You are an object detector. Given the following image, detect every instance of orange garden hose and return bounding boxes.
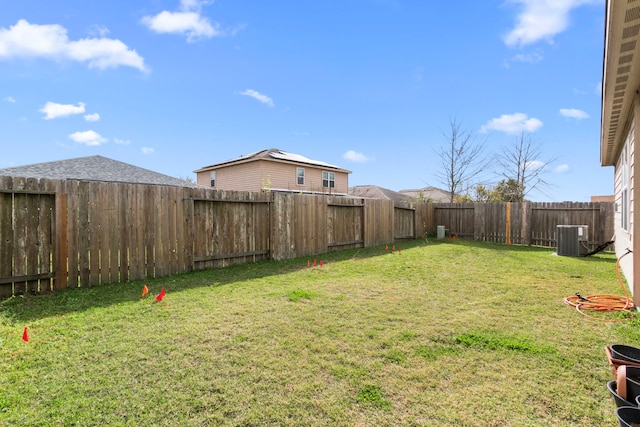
[563,250,635,322]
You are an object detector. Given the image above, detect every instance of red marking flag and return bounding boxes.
[156,287,166,302]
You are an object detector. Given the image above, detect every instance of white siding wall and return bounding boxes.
[196,160,349,193]
[616,122,635,294]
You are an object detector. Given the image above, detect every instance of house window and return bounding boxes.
[322,171,335,188]
[297,168,305,185]
[210,171,216,188]
[621,142,629,231]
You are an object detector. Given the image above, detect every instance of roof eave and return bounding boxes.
[600,0,640,166]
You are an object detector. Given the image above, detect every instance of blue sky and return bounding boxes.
[0,0,609,201]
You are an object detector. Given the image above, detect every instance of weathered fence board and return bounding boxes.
[0,185,12,298]
[0,178,56,296]
[394,206,415,240]
[328,197,364,251]
[434,203,475,238]
[193,191,271,268]
[0,176,615,298]
[364,198,393,247]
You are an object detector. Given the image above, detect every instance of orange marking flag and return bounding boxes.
[142,285,149,297]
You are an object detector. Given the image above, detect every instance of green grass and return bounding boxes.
[0,239,635,426]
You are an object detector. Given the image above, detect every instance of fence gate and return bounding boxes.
[192,198,271,269]
[0,190,56,298]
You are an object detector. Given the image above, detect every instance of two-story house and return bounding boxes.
[194,148,352,194]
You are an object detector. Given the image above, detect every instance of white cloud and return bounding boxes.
[0,20,147,72]
[3,96,15,103]
[69,130,107,146]
[343,150,374,163]
[239,89,275,107]
[511,51,543,64]
[84,113,100,122]
[526,160,546,170]
[141,147,155,154]
[114,138,130,145]
[555,164,570,173]
[40,101,85,120]
[88,25,110,38]
[480,113,543,134]
[504,0,599,47]
[180,0,211,11]
[559,108,589,119]
[141,0,221,42]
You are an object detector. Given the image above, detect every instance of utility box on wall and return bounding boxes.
[556,225,589,257]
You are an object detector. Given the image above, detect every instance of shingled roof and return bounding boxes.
[348,185,413,203]
[399,186,452,202]
[194,148,351,173]
[0,155,200,187]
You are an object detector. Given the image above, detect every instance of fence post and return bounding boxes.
[55,191,68,291]
[474,203,484,242]
[522,202,531,246]
[505,202,512,245]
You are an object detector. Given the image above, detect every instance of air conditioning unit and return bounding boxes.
[556,225,589,257]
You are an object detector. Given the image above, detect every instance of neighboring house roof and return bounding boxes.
[348,185,413,203]
[601,0,640,166]
[194,148,352,173]
[400,186,452,202]
[0,155,200,187]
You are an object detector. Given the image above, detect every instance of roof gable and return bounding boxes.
[0,155,200,187]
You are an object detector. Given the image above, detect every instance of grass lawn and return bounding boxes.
[1,239,637,426]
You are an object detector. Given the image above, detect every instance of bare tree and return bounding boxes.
[496,132,554,201]
[434,118,487,202]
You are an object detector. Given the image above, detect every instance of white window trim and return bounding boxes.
[322,171,335,188]
[621,138,630,231]
[297,167,305,186]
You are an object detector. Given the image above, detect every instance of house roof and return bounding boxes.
[600,0,640,166]
[400,186,452,202]
[0,155,201,187]
[194,148,352,173]
[348,185,413,203]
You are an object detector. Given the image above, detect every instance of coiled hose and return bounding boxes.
[563,249,635,322]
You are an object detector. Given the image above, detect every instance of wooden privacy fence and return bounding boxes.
[427,201,614,248]
[0,177,416,298]
[0,176,614,298]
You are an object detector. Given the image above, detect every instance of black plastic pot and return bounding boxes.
[629,375,640,403]
[608,380,636,408]
[616,406,640,427]
[627,366,640,384]
[611,345,640,364]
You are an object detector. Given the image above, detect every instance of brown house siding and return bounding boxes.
[196,160,349,194]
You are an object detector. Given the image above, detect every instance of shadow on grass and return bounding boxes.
[0,239,440,323]
[0,238,616,323]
